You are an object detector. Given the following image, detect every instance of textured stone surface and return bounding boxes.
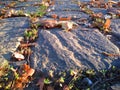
[111,19,120,39]
[0,17,29,61]
[0,0,119,72]
[30,0,120,72]
[31,28,120,72]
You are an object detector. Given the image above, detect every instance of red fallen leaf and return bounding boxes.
[12,52,25,60]
[37,77,45,90]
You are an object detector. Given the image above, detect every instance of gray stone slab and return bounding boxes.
[28,0,120,72]
[111,19,120,39]
[0,0,119,73]
[0,17,29,61]
[30,28,119,72]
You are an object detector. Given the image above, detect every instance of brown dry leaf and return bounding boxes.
[27,68,35,76]
[20,43,37,47]
[59,16,71,21]
[14,64,35,89]
[41,19,58,29]
[23,64,30,72]
[14,80,23,89]
[22,64,35,77]
[57,21,79,31]
[91,12,103,18]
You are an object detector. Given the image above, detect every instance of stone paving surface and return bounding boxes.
[0,0,120,72]
[0,17,29,65]
[30,0,120,72]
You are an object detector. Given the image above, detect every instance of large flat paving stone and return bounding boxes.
[0,17,29,61]
[31,28,120,72]
[111,19,120,39]
[29,0,120,72]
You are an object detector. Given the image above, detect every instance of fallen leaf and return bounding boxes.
[40,19,58,29]
[59,16,71,21]
[57,21,78,31]
[14,81,23,89]
[27,68,35,76]
[91,13,103,18]
[20,43,37,47]
[103,19,111,32]
[23,64,30,72]
[12,52,25,60]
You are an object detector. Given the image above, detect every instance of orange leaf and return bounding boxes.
[14,82,23,89]
[103,19,111,29]
[27,68,35,76]
[59,16,71,21]
[23,64,30,72]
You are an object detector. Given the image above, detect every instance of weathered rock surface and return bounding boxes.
[30,0,120,72]
[0,0,119,72]
[111,19,120,39]
[0,17,29,62]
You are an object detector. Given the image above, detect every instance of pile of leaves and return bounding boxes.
[0,64,35,90]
